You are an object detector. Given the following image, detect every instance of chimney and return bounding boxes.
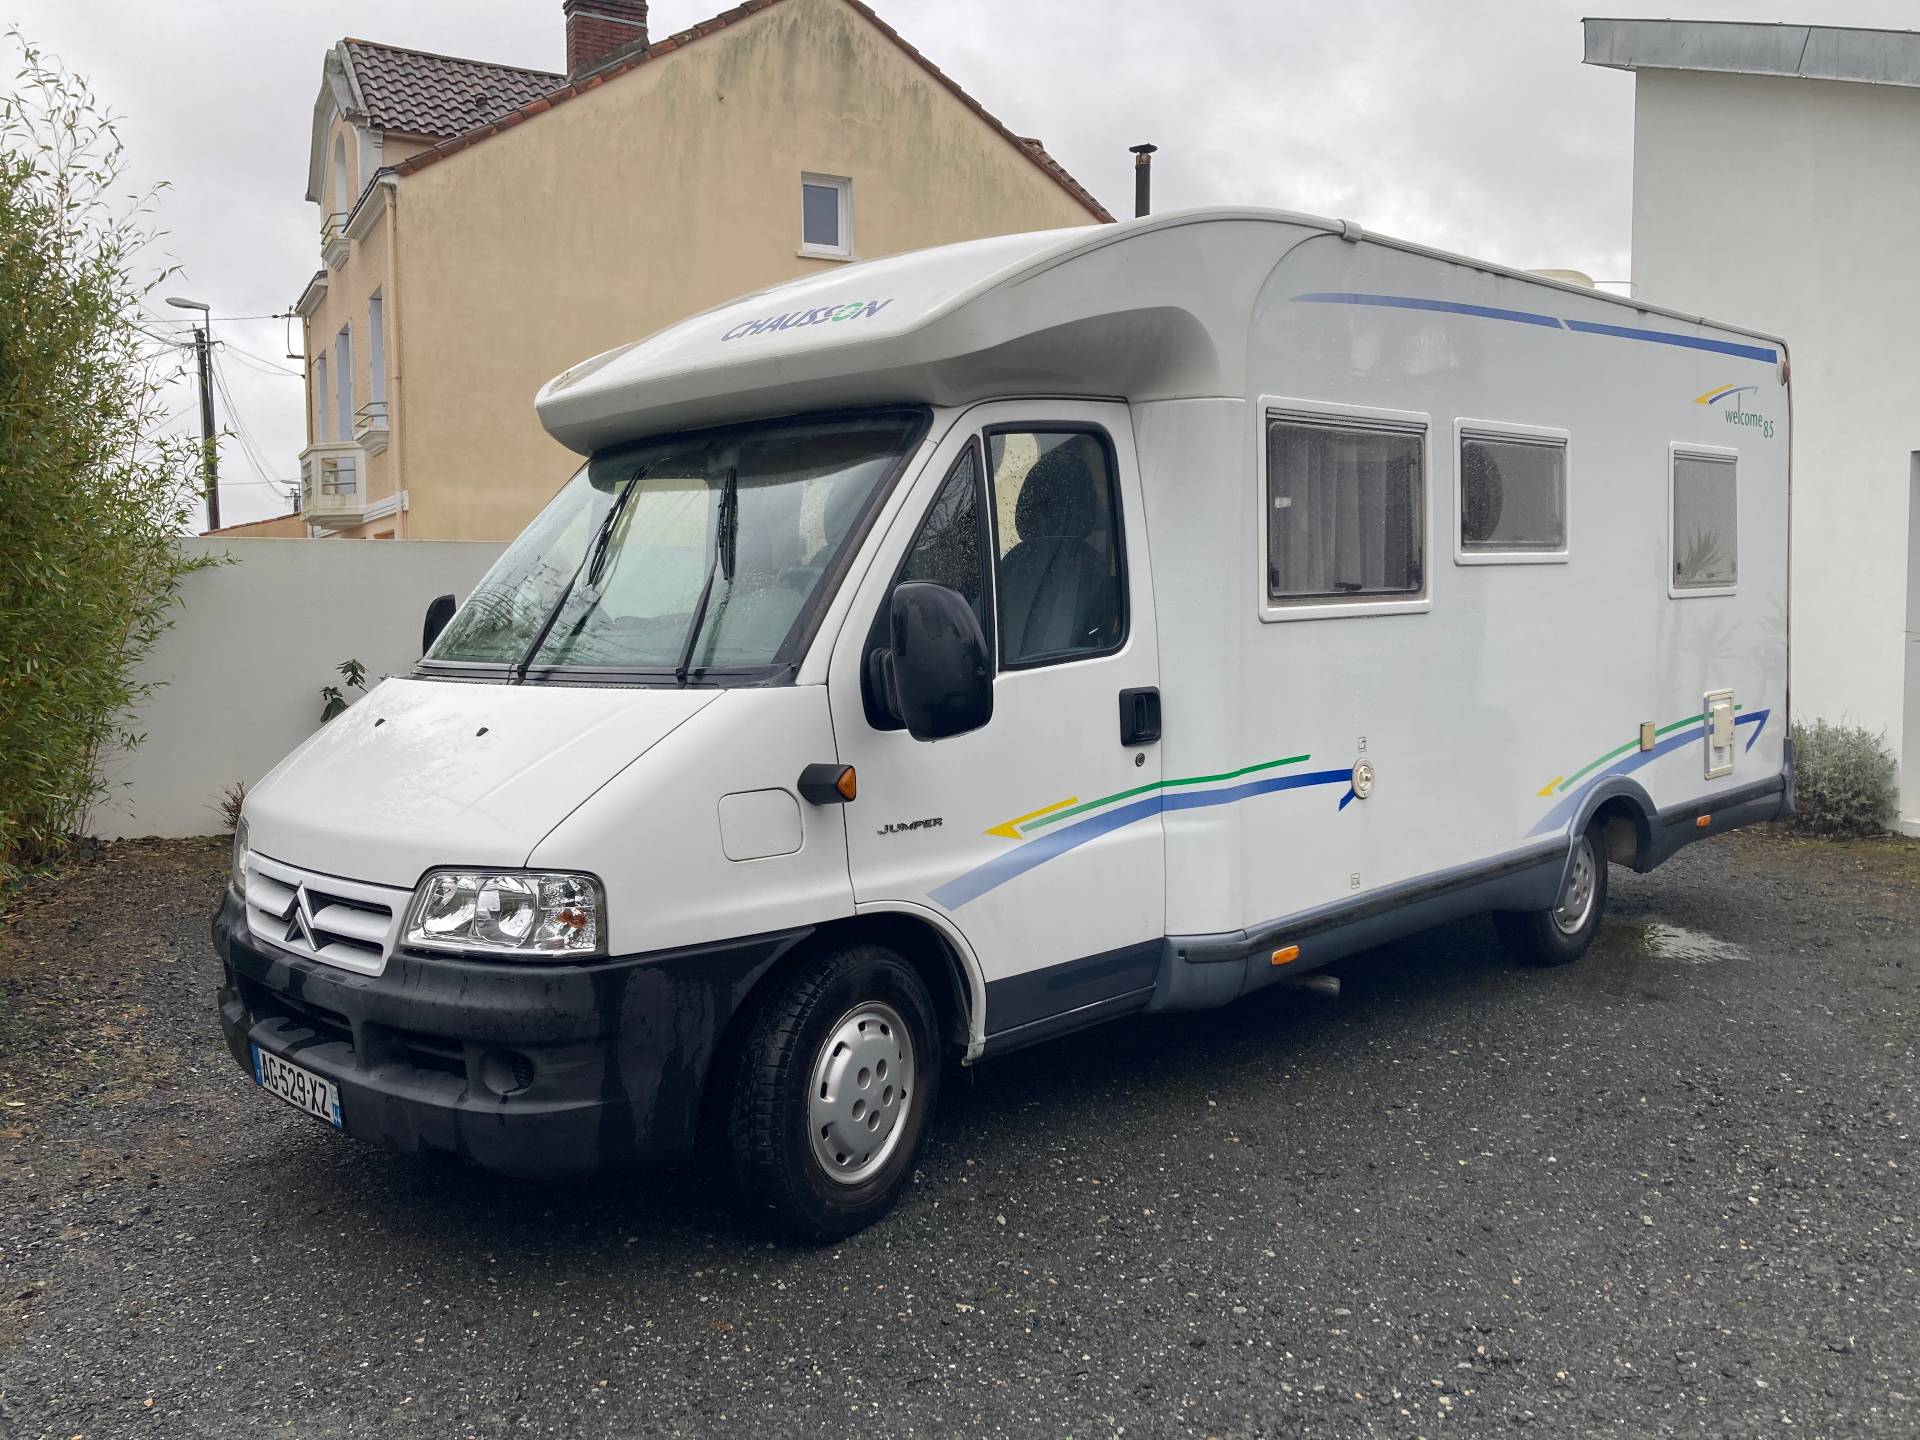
[564,0,649,78]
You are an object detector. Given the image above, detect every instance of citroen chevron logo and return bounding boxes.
[287,884,319,950]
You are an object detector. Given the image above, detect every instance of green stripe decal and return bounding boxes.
[1553,706,1742,794]
[1020,754,1312,834]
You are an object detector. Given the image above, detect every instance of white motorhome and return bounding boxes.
[217,209,1791,1237]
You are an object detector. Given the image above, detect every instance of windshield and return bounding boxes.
[427,411,923,679]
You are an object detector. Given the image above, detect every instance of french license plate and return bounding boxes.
[251,1044,342,1129]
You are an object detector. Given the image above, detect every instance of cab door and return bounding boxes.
[829,401,1164,1045]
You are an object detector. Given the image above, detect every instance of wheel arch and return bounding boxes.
[1567,777,1659,872]
[695,903,984,1149]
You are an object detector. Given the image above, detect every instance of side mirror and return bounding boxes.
[887,582,992,741]
[422,593,457,654]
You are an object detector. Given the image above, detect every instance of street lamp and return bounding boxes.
[166,296,220,531]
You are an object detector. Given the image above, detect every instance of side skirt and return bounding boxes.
[971,766,1791,1054]
[1645,770,1791,870]
[1150,839,1568,1013]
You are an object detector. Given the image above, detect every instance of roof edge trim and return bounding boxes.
[1584,17,1920,90]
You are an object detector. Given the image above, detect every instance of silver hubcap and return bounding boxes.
[807,1001,915,1185]
[1553,838,1599,935]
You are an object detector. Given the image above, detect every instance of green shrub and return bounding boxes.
[0,33,213,878]
[1789,720,1898,837]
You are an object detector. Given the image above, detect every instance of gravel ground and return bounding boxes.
[1,829,1915,1439]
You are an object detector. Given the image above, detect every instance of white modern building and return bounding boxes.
[1585,18,1920,834]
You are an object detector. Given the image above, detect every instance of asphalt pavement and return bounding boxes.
[1,829,1915,1438]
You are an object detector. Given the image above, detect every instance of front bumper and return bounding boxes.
[213,888,806,1177]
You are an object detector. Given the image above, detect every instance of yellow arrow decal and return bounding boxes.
[985,796,1079,839]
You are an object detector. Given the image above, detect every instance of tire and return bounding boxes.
[1494,820,1609,967]
[726,943,941,1241]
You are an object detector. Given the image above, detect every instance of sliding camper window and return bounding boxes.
[1457,425,1569,562]
[1265,412,1425,606]
[1670,448,1738,594]
[986,427,1127,668]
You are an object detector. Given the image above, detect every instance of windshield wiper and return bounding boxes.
[675,465,738,687]
[511,465,646,683]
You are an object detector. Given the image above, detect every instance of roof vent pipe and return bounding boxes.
[1129,143,1157,218]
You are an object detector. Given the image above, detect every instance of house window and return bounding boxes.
[312,353,329,441]
[987,428,1126,667]
[331,135,348,217]
[1265,413,1425,603]
[334,326,353,443]
[1458,427,1568,561]
[800,173,852,258]
[367,293,385,409]
[1671,449,1737,593]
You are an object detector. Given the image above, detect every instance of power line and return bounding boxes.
[210,352,298,505]
[211,364,279,483]
[143,309,295,324]
[218,342,303,379]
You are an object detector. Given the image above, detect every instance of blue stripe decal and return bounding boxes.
[929,767,1353,911]
[1294,292,1564,329]
[1561,319,1778,363]
[1292,292,1778,364]
[1529,709,1770,836]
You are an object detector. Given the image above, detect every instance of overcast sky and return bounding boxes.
[11,0,1917,527]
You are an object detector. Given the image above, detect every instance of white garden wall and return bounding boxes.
[90,538,504,839]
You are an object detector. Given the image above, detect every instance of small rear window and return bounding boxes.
[1671,452,1737,591]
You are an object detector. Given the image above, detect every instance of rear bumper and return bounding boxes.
[213,888,805,1178]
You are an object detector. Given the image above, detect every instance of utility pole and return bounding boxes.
[191,325,220,531]
[166,295,219,531]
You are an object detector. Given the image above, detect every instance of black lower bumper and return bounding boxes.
[213,889,806,1178]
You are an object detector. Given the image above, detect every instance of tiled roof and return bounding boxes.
[382,0,1113,223]
[342,38,562,140]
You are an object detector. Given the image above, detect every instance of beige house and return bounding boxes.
[294,0,1112,540]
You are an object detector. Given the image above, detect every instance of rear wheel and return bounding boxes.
[1495,820,1609,967]
[726,943,941,1240]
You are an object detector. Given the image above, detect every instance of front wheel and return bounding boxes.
[1494,820,1609,967]
[726,943,941,1240]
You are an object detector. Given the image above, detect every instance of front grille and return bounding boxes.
[243,853,410,975]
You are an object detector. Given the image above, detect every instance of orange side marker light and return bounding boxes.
[836,766,858,802]
[1271,945,1301,966]
[1696,814,1711,829]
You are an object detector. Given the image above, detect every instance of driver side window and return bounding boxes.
[987,429,1126,667]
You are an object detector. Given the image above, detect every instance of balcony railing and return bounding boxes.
[299,441,367,523]
[321,211,349,269]
[353,398,390,454]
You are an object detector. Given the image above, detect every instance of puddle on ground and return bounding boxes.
[1642,923,1747,965]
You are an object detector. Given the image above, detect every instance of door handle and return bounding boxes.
[1119,687,1161,746]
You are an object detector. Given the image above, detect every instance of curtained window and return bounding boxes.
[1267,416,1424,601]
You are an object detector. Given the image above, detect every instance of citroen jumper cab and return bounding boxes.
[215,209,1792,1238]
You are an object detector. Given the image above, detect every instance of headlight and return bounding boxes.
[231,815,249,894]
[402,870,605,958]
